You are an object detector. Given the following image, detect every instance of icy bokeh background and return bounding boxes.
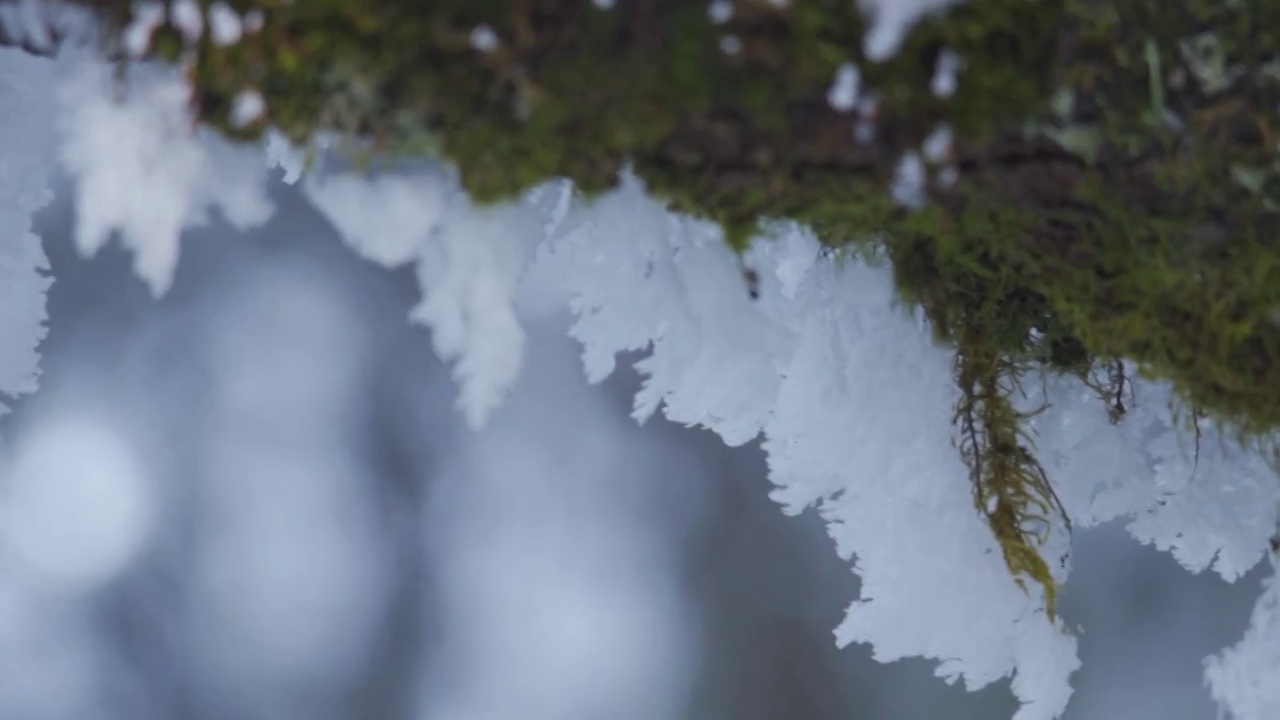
[0,175,1267,720]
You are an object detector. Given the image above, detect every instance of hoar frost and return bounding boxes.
[0,47,57,416]
[56,61,273,296]
[1205,556,1280,720]
[304,165,1279,719]
[7,18,1280,719]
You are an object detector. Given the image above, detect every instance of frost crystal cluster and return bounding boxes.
[0,47,56,417]
[0,15,1278,720]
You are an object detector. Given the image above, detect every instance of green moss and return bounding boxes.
[46,0,1280,613]
[953,334,1070,620]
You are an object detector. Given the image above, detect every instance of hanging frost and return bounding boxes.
[300,163,538,429]
[75,83,1270,720]
[524,174,1278,718]
[527,175,1079,719]
[1029,371,1280,580]
[56,61,273,296]
[1204,557,1280,720]
[131,140,1279,718]
[303,165,453,269]
[410,199,542,429]
[757,246,1078,718]
[0,48,58,416]
[529,177,783,445]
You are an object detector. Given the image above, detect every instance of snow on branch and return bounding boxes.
[526,175,1081,719]
[3,11,1279,720]
[42,65,1275,710]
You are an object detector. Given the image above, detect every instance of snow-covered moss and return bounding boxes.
[17,0,1280,615]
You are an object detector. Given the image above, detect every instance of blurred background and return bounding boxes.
[0,175,1267,720]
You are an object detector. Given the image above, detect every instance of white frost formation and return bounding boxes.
[56,61,274,296]
[299,167,1279,718]
[1205,557,1280,720]
[0,48,57,416]
[0,10,1276,718]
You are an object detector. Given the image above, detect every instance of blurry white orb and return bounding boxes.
[0,418,155,592]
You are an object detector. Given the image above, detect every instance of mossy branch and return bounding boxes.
[4,0,1279,618]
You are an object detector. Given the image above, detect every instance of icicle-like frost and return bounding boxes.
[57,49,1277,713]
[410,199,543,429]
[1204,557,1280,720]
[297,161,538,429]
[0,48,58,416]
[56,61,273,296]
[304,166,453,269]
[523,173,1276,719]
[529,176,1079,719]
[1030,372,1280,580]
[529,177,784,446]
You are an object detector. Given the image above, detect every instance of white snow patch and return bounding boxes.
[931,48,965,98]
[207,1,243,46]
[708,0,734,24]
[121,1,165,57]
[827,62,862,112]
[922,123,953,163]
[859,0,967,61]
[230,89,265,127]
[169,0,203,43]
[891,151,927,208]
[470,24,499,53]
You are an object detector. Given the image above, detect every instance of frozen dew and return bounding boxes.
[853,95,879,143]
[243,8,265,33]
[169,0,203,43]
[860,0,966,60]
[207,1,243,46]
[922,123,953,163]
[121,1,164,57]
[937,165,959,188]
[230,89,265,128]
[470,24,500,53]
[931,48,965,98]
[891,151,927,208]
[827,62,862,112]
[708,0,734,24]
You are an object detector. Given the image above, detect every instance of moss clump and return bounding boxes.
[19,0,1280,612]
